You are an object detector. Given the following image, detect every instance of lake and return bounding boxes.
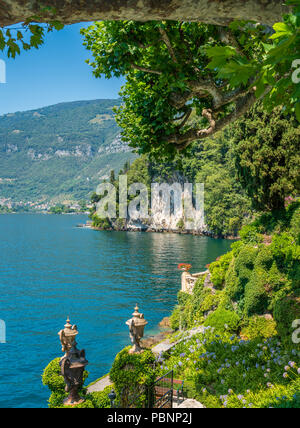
[0,214,233,408]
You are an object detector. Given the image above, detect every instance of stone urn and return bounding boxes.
[58,317,88,406]
[126,304,148,354]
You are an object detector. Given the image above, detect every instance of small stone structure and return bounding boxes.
[181,270,208,294]
[126,304,148,353]
[58,317,88,406]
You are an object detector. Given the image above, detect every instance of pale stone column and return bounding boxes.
[181,271,188,292]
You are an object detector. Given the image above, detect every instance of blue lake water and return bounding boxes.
[0,214,233,408]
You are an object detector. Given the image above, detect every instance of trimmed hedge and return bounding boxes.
[42,358,110,408]
[110,347,157,408]
[204,308,241,333]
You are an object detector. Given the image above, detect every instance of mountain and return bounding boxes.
[0,99,137,205]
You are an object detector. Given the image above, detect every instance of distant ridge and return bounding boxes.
[0,99,136,204]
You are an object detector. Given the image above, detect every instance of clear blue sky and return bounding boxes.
[0,23,124,115]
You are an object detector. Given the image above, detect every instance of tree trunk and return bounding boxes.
[0,1,289,27]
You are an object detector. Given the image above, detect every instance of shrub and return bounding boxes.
[170,306,181,331]
[255,246,274,271]
[204,308,241,333]
[290,206,300,244]
[200,292,221,314]
[270,232,297,268]
[42,358,65,394]
[209,252,233,289]
[231,240,243,257]
[234,245,258,288]
[88,386,111,408]
[240,225,263,244]
[42,357,89,408]
[110,347,157,408]
[176,218,185,231]
[241,316,278,340]
[225,260,242,301]
[244,269,269,316]
[92,214,111,229]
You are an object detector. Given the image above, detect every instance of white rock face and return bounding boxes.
[118,177,206,233]
[98,134,132,154]
[55,150,71,158]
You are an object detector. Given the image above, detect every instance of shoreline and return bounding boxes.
[89,225,238,240]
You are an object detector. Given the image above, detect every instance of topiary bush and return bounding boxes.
[109,347,157,408]
[234,245,258,288]
[225,259,242,302]
[204,308,241,333]
[209,252,234,289]
[42,357,93,408]
[255,246,274,271]
[244,269,269,316]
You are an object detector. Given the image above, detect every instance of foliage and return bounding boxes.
[156,328,300,408]
[109,347,157,408]
[42,358,89,408]
[90,132,252,237]
[1,12,64,58]
[241,316,278,341]
[81,4,300,155]
[0,99,136,203]
[91,214,111,230]
[172,201,300,350]
[209,252,233,289]
[204,308,241,333]
[244,269,269,316]
[239,224,263,245]
[0,206,13,214]
[274,291,300,346]
[42,358,66,394]
[42,358,111,408]
[230,104,300,211]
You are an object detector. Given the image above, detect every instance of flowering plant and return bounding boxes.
[156,329,300,408]
[178,263,192,271]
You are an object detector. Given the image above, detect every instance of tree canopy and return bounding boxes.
[230,104,300,211]
[81,2,300,155]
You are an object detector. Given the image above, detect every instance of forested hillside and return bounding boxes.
[0,99,136,204]
[90,104,299,237]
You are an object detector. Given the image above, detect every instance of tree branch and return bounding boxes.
[188,80,224,108]
[131,64,162,75]
[177,108,192,129]
[167,91,257,150]
[217,27,246,58]
[159,27,178,63]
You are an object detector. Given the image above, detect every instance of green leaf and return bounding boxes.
[270,22,293,39]
[206,46,237,58]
